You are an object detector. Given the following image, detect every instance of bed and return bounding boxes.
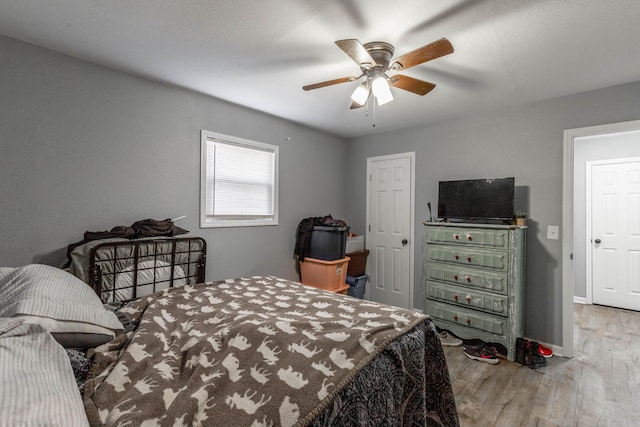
[0,238,459,426]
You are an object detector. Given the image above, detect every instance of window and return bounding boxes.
[200,130,278,228]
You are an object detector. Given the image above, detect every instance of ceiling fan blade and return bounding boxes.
[389,75,436,95]
[303,76,358,91]
[390,38,453,71]
[335,39,377,69]
[350,101,366,109]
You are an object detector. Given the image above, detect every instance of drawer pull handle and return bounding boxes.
[467,257,472,263]
[453,315,458,321]
[466,296,471,302]
[454,294,458,301]
[466,319,471,325]
[466,276,471,283]
[454,275,459,281]
[454,234,459,240]
[455,255,459,260]
[467,234,472,241]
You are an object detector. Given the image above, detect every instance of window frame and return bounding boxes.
[200,130,279,228]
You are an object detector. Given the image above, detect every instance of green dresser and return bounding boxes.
[423,222,526,361]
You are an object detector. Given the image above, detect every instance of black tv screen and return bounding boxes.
[438,177,515,221]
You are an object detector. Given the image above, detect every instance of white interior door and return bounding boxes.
[590,158,640,311]
[366,153,414,309]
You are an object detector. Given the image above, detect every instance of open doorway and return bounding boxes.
[562,119,640,358]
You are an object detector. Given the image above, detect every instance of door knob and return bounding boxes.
[401,239,408,246]
[594,239,601,244]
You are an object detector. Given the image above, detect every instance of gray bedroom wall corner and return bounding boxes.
[344,81,640,347]
[0,34,349,282]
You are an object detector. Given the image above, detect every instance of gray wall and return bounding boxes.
[0,35,348,281]
[4,33,640,348]
[573,131,640,299]
[345,82,640,346]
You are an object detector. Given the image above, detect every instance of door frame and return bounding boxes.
[365,152,416,308]
[585,156,640,305]
[562,119,640,359]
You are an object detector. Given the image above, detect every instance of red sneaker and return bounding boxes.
[463,344,499,364]
[538,343,553,358]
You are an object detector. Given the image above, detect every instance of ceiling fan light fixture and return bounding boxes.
[303,37,453,113]
[372,75,393,106]
[351,82,370,106]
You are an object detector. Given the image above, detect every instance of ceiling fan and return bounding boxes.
[303,38,453,109]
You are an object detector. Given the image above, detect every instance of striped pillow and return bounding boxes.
[0,264,123,347]
[0,318,90,426]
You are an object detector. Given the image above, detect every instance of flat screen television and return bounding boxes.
[437,177,515,222]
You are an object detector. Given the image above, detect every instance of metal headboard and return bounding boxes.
[88,237,206,303]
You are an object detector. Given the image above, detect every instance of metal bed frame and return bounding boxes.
[88,237,206,302]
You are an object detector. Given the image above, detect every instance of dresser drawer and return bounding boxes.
[426,226,509,249]
[426,281,508,316]
[426,263,508,294]
[426,245,508,272]
[425,300,506,336]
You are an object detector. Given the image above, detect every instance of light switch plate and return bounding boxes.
[547,225,559,240]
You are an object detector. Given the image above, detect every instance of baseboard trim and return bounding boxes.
[573,296,587,304]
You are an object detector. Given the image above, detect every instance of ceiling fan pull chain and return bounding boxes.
[364,92,370,121]
[372,97,376,127]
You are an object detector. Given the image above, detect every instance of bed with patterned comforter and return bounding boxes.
[84,276,458,426]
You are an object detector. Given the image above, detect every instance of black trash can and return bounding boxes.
[308,225,349,261]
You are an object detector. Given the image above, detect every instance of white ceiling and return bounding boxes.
[1,0,639,138]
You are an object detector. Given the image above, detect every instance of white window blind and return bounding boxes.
[201,131,278,228]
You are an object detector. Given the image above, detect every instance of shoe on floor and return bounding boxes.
[538,343,553,358]
[526,341,547,369]
[439,331,463,346]
[463,343,499,364]
[482,344,498,358]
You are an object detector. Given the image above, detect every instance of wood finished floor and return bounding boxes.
[443,304,640,427]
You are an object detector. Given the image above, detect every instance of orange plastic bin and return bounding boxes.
[300,256,350,291]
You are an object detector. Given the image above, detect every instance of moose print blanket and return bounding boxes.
[83,276,429,426]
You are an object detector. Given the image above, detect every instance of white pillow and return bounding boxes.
[0,264,123,347]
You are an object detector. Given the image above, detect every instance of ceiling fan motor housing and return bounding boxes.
[362,41,394,71]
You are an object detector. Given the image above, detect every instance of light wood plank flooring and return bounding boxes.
[443,304,640,426]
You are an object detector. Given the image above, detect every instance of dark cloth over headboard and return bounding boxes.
[64,218,188,268]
